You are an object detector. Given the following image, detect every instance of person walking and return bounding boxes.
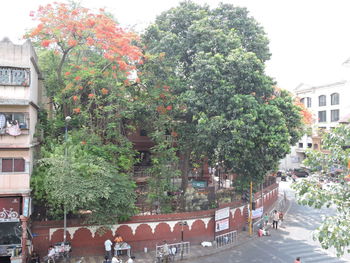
[104,239,113,261]
[263,213,269,227]
[294,257,301,263]
[279,211,284,222]
[161,240,170,263]
[272,210,279,229]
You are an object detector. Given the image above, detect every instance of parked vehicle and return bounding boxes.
[292,168,309,178]
[281,173,287,181]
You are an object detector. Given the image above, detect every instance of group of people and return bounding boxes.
[264,210,283,230]
[258,210,284,237]
[104,235,134,263]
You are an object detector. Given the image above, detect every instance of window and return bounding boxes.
[319,95,326,106]
[0,112,29,129]
[298,143,303,148]
[331,109,339,122]
[331,93,339,105]
[0,67,30,86]
[1,158,25,172]
[307,143,312,148]
[306,97,312,108]
[140,129,147,136]
[318,111,326,122]
[300,98,305,105]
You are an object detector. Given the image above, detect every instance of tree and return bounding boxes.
[27,2,142,223]
[141,1,303,209]
[292,124,350,256]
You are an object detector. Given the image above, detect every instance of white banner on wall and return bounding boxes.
[251,207,264,219]
[215,218,229,232]
[215,207,230,221]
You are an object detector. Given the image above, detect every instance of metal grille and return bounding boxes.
[0,67,30,86]
[215,230,237,248]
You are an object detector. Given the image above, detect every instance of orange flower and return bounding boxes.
[41,40,51,47]
[101,88,109,95]
[82,57,88,61]
[74,76,81,81]
[87,37,94,46]
[112,65,117,70]
[77,85,83,90]
[65,71,71,76]
[163,86,170,92]
[88,93,95,98]
[73,108,81,114]
[72,95,78,101]
[166,105,172,110]
[171,131,178,137]
[68,39,77,47]
[159,94,166,99]
[81,141,86,145]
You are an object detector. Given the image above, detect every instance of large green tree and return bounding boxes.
[293,124,350,256]
[141,1,303,209]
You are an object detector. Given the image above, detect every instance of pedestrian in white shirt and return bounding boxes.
[104,239,113,260]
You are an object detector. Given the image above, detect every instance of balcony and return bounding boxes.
[133,166,152,183]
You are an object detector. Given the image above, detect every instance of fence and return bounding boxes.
[215,230,238,248]
[155,241,190,262]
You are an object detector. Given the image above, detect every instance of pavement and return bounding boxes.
[68,195,289,263]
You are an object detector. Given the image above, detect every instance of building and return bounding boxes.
[0,38,44,263]
[280,81,350,170]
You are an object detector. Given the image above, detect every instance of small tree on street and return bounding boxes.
[293,124,350,256]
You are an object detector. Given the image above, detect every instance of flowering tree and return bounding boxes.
[27,2,143,223]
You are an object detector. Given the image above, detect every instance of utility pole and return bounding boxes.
[249,180,253,236]
[63,116,71,245]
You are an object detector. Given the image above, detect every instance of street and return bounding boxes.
[188,179,350,263]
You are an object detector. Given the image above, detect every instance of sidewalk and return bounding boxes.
[70,196,289,263]
[69,231,253,263]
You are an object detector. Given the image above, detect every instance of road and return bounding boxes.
[188,179,350,263]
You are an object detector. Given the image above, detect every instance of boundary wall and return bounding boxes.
[31,183,278,256]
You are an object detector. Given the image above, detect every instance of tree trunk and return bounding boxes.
[179,149,191,211]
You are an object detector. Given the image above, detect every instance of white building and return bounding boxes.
[280,80,350,170]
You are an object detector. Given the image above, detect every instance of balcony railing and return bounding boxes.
[133,166,152,177]
[0,67,30,86]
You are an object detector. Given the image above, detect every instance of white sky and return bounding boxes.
[2,0,350,91]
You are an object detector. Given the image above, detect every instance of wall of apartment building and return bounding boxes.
[280,81,350,170]
[0,149,32,192]
[0,38,42,263]
[296,81,350,130]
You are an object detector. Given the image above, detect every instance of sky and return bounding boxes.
[1,0,350,91]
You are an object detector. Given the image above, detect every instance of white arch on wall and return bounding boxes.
[49,217,214,240]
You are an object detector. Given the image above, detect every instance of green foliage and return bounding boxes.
[292,125,350,256]
[142,1,303,200]
[32,130,136,224]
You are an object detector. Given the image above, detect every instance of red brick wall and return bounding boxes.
[31,184,278,257]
